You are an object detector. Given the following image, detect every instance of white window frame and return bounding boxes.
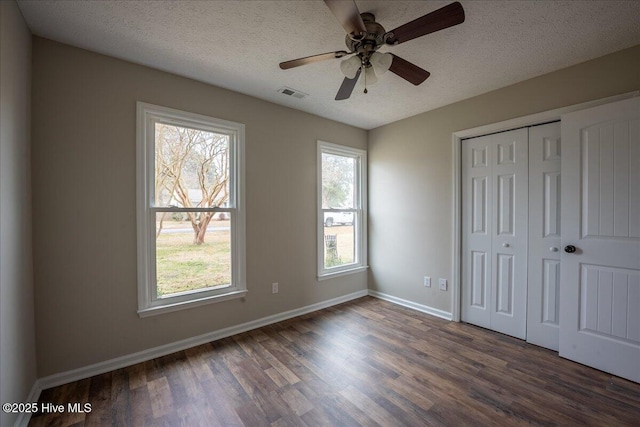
[317,141,368,279]
[136,102,246,317]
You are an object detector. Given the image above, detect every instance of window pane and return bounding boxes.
[154,123,230,208]
[155,211,231,297]
[321,152,356,209]
[317,141,366,277]
[323,218,355,269]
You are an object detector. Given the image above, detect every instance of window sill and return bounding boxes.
[138,289,247,318]
[318,265,369,281]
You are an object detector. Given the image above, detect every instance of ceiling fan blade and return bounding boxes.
[324,0,367,38]
[335,68,361,100]
[389,55,430,85]
[280,51,349,70]
[386,1,465,45]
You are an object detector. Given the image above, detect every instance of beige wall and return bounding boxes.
[0,1,36,424]
[368,45,640,314]
[31,37,367,377]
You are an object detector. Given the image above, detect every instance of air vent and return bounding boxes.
[277,86,308,99]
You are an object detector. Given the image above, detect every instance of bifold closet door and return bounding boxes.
[527,122,562,351]
[461,128,528,339]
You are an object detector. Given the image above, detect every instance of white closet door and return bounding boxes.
[462,128,529,339]
[462,134,493,330]
[559,97,640,383]
[527,122,562,351]
[491,129,529,338]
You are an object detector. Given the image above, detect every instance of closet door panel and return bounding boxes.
[490,128,528,339]
[527,122,562,351]
[462,128,528,339]
[462,137,493,328]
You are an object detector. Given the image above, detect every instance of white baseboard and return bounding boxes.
[367,290,453,321]
[13,380,42,427]
[37,289,368,391]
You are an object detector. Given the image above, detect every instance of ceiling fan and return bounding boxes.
[279,0,465,100]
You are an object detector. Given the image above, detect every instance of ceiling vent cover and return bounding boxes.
[277,86,308,99]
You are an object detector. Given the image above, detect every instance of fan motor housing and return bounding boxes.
[345,13,386,55]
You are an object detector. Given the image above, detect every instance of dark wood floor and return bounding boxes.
[30,296,640,426]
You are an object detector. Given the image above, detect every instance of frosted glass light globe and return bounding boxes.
[340,55,362,79]
[370,52,393,74]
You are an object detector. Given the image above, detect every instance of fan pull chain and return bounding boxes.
[364,67,368,94]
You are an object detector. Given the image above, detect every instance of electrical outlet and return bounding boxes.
[272,282,279,294]
[423,276,431,287]
[439,278,447,291]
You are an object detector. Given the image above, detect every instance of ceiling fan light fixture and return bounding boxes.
[340,55,362,79]
[280,1,465,100]
[370,52,393,75]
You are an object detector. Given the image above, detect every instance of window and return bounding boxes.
[318,141,367,278]
[136,102,246,316]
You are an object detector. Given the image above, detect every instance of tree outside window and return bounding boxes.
[137,103,246,316]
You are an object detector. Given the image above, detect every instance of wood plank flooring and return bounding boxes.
[30,297,640,426]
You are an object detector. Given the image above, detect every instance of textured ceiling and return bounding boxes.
[16,0,640,130]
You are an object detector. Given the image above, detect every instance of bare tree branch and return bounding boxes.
[155,124,230,244]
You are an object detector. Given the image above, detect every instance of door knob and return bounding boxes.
[502,243,510,248]
[550,247,558,252]
[564,245,577,253]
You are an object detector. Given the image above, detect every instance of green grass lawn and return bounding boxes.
[156,229,231,296]
[155,222,355,295]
